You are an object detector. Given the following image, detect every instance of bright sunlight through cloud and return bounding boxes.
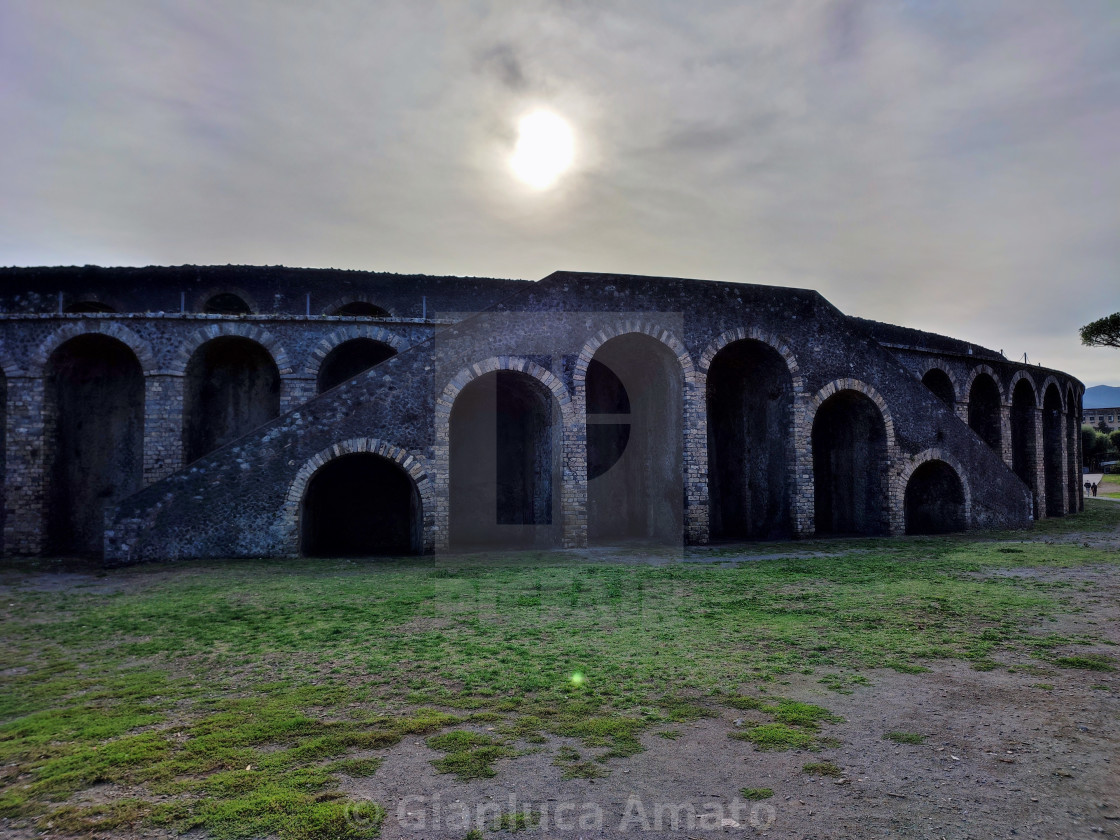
[510,110,574,190]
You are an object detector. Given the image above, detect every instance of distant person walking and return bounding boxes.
[1092,483,1098,497]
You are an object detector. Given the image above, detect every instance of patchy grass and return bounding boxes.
[740,787,774,800]
[1,503,1118,835]
[884,731,926,745]
[802,761,843,777]
[1053,654,1114,671]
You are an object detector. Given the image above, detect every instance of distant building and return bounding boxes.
[1083,408,1120,432]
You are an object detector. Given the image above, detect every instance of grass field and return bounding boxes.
[2,501,1118,839]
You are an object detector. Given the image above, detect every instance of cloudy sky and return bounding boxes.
[3,1,1118,385]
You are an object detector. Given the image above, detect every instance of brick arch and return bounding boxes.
[433,356,575,552]
[172,323,294,376]
[1008,369,1040,409]
[573,321,705,543]
[897,449,973,528]
[697,326,803,390]
[30,322,157,376]
[0,342,23,378]
[282,437,435,555]
[63,291,123,313]
[1040,375,1066,413]
[193,286,260,315]
[915,360,961,404]
[305,326,410,378]
[320,293,396,318]
[964,364,1007,404]
[435,356,574,436]
[807,378,897,449]
[574,321,697,385]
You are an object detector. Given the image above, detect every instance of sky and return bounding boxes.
[2,1,1119,386]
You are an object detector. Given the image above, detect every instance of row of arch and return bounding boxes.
[920,364,1080,517]
[295,331,970,556]
[61,293,392,318]
[20,329,402,554]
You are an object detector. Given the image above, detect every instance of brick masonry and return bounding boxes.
[0,266,1086,561]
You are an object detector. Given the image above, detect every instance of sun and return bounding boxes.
[510,110,574,190]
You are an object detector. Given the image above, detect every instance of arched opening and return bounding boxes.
[1043,384,1064,517]
[449,370,559,550]
[586,334,683,544]
[316,339,397,393]
[1010,378,1038,517]
[183,337,280,462]
[812,390,888,536]
[64,301,116,314]
[968,373,1002,453]
[333,302,390,317]
[0,370,6,553]
[45,335,144,555]
[921,368,955,408]
[706,339,792,540]
[904,460,966,534]
[203,293,252,315]
[301,453,421,556]
[1066,385,1079,514]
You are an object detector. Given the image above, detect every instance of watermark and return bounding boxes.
[380,793,777,833]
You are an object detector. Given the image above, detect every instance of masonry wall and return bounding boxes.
[91,271,1077,563]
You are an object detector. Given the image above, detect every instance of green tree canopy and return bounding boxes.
[1080,312,1120,348]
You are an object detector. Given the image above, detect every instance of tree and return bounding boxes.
[1080,312,1120,348]
[1111,429,1120,452]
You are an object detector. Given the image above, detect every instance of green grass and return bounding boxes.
[803,760,843,777]
[884,731,926,744]
[2,503,1118,836]
[740,787,774,800]
[1053,654,1114,671]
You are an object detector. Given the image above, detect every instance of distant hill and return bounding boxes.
[1084,384,1120,408]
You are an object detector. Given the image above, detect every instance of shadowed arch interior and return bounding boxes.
[904,460,966,534]
[450,370,559,549]
[183,336,280,462]
[1010,378,1038,517]
[812,390,888,536]
[300,453,421,556]
[317,339,397,393]
[1043,384,1064,517]
[587,334,683,544]
[1065,386,1079,514]
[45,334,144,555]
[968,373,1002,453]
[333,302,389,317]
[921,368,955,408]
[64,301,116,314]
[203,293,251,315]
[706,339,792,540]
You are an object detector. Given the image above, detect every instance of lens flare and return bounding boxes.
[570,671,585,686]
[511,110,574,190]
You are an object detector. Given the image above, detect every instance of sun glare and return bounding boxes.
[511,110,574,190]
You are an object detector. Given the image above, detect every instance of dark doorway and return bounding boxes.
[587,334,683,544]
[1066,386,1079,514]
[968,373,1002,453]
[904,460,966,534]
[64,301,116,314]
[1043,384,1064,517]
[203,293,252,315]
[812,390,888,536]
[921,368,955,408]
[46,335,144,555]
[183,337,280,462]
[333,302,389,317]
[317,339,397,393]
[449,370,558,549]
[706,340,792,540]
[301,454,421,556]
[1010,378,1037,517]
